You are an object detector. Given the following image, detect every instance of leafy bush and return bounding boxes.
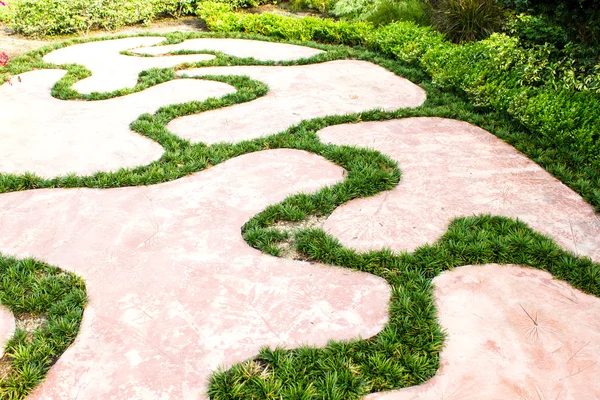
[503,12,567,47]
[198,1,373,45]
[369,20,445,63]
[290,0,334,13]
[499,0,600,45]
[422,33,600,166]
[331,0,376,20]
[0,0,16,23]
[10,0,200,37]
[367,0,431,26]
[331,0,430,26]
[431,0,505,43]
[210,0,272,10]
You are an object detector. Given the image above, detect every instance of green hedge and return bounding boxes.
[198,2,372,45]
[368,20,445,63]
[9,0,199,37]
[197,2,600,171]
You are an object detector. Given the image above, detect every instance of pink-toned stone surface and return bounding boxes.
[43,37,216,94]
[367,264,600,400]
[169,61,426,144]
[132,38,324,61]
[0,306,15,358]
[0,149,390,399]
[0,69,235,178]
[320,118,600,261]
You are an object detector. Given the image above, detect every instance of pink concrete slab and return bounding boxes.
[367,264,600,400]
[0,149,390,399]
[0,306,15,358]
[43,37,215,94]
[0,69,235,178]
[132,38,324,61]
[319,118,600,261]
[169,60,426,144]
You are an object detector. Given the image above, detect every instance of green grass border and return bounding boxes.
[0,31,598,399]
[0,256,86,398]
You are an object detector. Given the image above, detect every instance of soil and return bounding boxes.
[272,215,327,261]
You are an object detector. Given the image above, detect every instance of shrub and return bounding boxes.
[369,21,445,63]
[366,0,431,27]
[431,0,505,43]
[503,12,567,47]
[332,0,431,26]
[10,0,200,37]
[422,33,600,166]
[499,0,600,45]
[0,0,16,23]
[331,0,376,20]
[198,1,373,45]
[290,0,334,14]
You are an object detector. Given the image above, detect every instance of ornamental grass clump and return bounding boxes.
[432,0,505,43]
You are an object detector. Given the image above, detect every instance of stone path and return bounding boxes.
[131,37,325,61]
[367,265,600,399]
[319,118,600,262]
[0,150,389,399]
[1,69,234,177]
[43,37,324,94]
[170,62,425,144]
[1,36,599,399]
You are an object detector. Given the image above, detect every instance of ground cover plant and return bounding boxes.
[1,26,600,398]
[0,256,86,398]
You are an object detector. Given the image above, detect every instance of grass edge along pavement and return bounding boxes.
[0,256,86,399]
[0,31,599,398]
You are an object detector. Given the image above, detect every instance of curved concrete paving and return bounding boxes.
[0,69,235,178]
[319,118,600,262]
[0,149,390,399]
[169,60,426,144]
[43,37,216,94]
[132,37,324,61]
[0,306,15,358]
[368,264,600,399]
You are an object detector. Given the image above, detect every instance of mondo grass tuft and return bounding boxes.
[0,256,86,399]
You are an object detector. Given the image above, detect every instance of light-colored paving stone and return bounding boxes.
[367,264,600,399]
[0,69,235,178]
[169,61,426,144]
[319,118,600,261]
[0,149,390,399]
[0,306,15,358]
[43,37,216,94]
[132,37,324,61]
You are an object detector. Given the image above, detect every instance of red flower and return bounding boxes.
[0,2,5,6]
[0,51,8,66]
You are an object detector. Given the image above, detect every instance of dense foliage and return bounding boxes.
[199,2,372,45]
[500,0,600,45]
[8,0,198,36]
[332,0,431,26]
